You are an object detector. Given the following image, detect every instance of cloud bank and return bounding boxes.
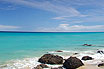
[0,25,20,30]
[36,24,104,32]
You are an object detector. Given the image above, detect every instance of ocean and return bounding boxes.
[0,32,104,68]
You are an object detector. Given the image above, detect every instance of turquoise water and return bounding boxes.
[0,32,104,64]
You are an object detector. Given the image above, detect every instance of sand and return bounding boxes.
[78,64,104,69]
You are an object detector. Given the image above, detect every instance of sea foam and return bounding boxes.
[1,50,104,69]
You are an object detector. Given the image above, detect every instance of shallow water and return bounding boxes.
[0,32,104,65]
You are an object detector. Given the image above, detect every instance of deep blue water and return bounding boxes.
[0,32,104,64]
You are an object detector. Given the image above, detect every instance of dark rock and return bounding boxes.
[87,44,92,46]
[98,63,104,67]
[83,44,88,46]
[82,56,93,60]
[97,50,104,54]
[34,65,42,69]
[73,53,79,55]
[83,44,92,46]
[56,50,63,52]
[51,68,58,69]
[63,57,84,69]
[33,64,49,69]
[39,64,49,68]
[38,54,63,64]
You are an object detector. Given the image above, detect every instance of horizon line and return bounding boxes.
[0,31,104,33]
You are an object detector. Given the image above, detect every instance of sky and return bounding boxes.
[0,0,104,32]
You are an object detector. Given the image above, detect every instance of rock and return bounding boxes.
[56,50,63,52]
[82,56,93,60]
[98,63,104,67]
[33,64,49,69]
[34,65,42,69]
[38,54,63,64]
[83,44,88,46]
[73,53,79,55]
[83,44,92,46]
[63,57,84,69]
[39,64,49,68]
[97,50,104,54]
[87,44,92,46]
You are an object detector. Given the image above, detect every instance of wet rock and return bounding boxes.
[63,57,84,69]
[38,54,63,64]
[39,64,49,68]
[83,44,92,46]
[34,64,49,69]
[97,50,104,54]
[98,63,104,67]
[34,65,42,69]
[82,56,93,60]
[56,50,63,52]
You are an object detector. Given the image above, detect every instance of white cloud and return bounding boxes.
[63,21,84,23]
[1,0,82,17]
[36,24,104,32]
[0,25,20,30]
[52,14,89,20]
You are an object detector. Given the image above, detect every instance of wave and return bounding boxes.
[1,49,104,69]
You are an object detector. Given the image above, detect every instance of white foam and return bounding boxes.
[48,50,71,53]
[1,57,40,69]
[1,50,104,69]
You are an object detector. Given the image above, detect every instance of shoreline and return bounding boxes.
[0,50,104,69]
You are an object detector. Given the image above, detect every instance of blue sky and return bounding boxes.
[0,0,104,32]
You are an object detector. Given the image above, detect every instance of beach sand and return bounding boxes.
[78,64,104,69]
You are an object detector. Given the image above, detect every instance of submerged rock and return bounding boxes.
[38,54,63,64]
[83,44,92,46]
[63,57,84,69]
[56,50,63,52]
[82,56,93,60]
[98,63,104,67]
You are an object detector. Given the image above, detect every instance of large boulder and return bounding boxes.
[38,54,63,64]
[82,56,93,60]
[63,57,84,69]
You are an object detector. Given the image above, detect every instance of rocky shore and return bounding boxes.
[33,50,104,69]
[1,50,104,69]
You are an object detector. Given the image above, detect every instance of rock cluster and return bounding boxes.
[97,50,104,54]
[36,53,96,69]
